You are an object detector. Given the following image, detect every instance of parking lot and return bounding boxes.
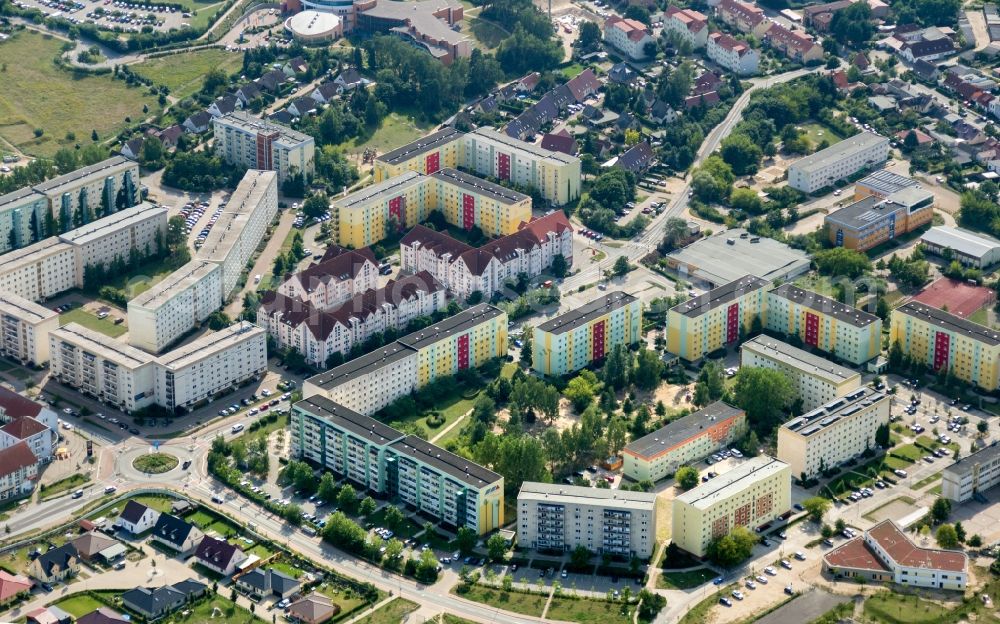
[12,0,197,33]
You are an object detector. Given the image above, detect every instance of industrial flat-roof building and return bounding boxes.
[664,229,810,288]
[741,336,862,411]
[920,226,1000,268]
[532,292,641,376]
[777,387,889,479]
[666,275,770,361]
[825,187,935,251]
[517,482,657,558]
[942,443,1000,502]
[787,132,890,193]
[623,402,747,482]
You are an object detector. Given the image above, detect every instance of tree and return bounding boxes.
[720,133,763,176]
[978,420,989,436]
[632,348,664,391]
[829,2,874,46]
[813,247,871,278]
[577,20,601,51]
[337,483,358,514]
[415,548,440,583]
[141,136,164,168]
[969,534,983,547]
[317,472,337,503]
[383,505,405,531]
[202,68,228,95]
[693,362,725,406]
[612,256,630,277]
[302,193,329,220]
[456,526,478,556]
[570,545,591,569]
[821,524,834,539]
[936,523,959,548]
[732,367,796,431]
[706,526,756,567]
[624,4,650,23]
[931,497,952,522]
[359,496,377,517]
[675,466,699,490]
[955,521,966,543]
[487,533,508,562]
[801,496,831,523]
[729,187,764,214]
[551,253,568,278]
[565,374,597,412]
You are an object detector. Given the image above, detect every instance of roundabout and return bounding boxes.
[132,452,179,474]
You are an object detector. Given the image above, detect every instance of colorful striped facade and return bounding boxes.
[891,302,1000,391]
[373,127,465,182]
[532,292,641,377]
[666,275,769,361]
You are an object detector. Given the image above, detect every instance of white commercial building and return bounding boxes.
[196,170,279,300]
[153,322,266,410]
[57,202,168,284]
[920,226,1000,269]
[516,482,657,559]
[707,31,760,75]
[787,132,890,193]
[0,293,60,366]
[603,15,655,60]
[942,443,1000,502]
[777,387,890,480]
[740,335,862,411]
[128,260,224,354]
[212,112,315,182]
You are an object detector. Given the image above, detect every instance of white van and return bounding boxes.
[231,423,245,433]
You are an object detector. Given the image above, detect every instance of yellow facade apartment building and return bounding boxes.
[666,275,769,361]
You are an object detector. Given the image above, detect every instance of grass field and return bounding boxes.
[863,591,951,624]
[133,452,179,474]
[338,113,435,155]
[355,598,419,624]
[913,472,943,490]
[658,568,716,590]
[442,615,479,624]
[468,15,510,49]
[187,509,240,538]
[0,31,159,157]
[546,597,635,624]
[455,586,547,617]
[800,122,843,152]
[54,594,105,618]
[315,583,372,622]
[175,593,263,623]
[39,473,90,500]
[59,308,127,338]
[133,48,244,100]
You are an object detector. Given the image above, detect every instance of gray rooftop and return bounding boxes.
[675,456,788,510]
[920,226,1000,261]
[666,229,810,286]
[897,301,1000,346]
[944,442,1000,477]
[390,434,503,488]
[432,168,529,205]
[468,127,579,165]
[155,322,263,370]
[782,387,887,437]
[360,0,467,47]
[295,394,404,446]
[769,283,880,328]
[52,322,156,369]
[742,335,861,384]
[33,156,135,196]
[670,274,769,318]
[536,292,637,334]
[518,481,656,510]
[825,187,934,230]
[129,260,220,310]
[57,203,166,247]
[377,127,464,165]
[213,111,313,145]
[789,132,889,175]
[0,239,75,274]
[397,303,505,350]
[856,170,921,196]
[624,402,745,460]
[0,292,58,324]
[0,186,45,210]
[332,171,424,210]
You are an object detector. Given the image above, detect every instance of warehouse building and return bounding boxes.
[623,402,747,483]
[942,443,1000,502]
[777,387,889,479]
[920,226,1000,268]
[671,456,791,558]
[517,482,657,558]
[741,336,862,411]
[787,132,890,193]
[532,292,641,376]
[666,275,769,361]
[664,229,810,288]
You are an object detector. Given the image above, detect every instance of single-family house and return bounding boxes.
[0,570,32,605]
[194,536,247,577]
[122,579,206,621]
[69,532,124,564]
[287,97,317,118]
[235,83,262,106]
[183,111,212,134]
[311,82,340,105]
[540,130,579,156]
[649,100,677,123]
[256,69,288,93]
[76,608,128,624]
[121,137,144,161]
[152,125,184,150]
[333,68,364,93]
[116,500,161,535]
[26,606,72,624]
[283,57,309,77]
[616,141,656,173]
[29,544,79,584]
[287,594,340,624]
[149,513,203,556]
[236,567,302,599]
[608,62,638,85]
[208,95,240,118]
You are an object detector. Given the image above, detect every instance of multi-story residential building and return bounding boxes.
[765,284,882,364]
[0,441,39,501]
[707,31,759,75]
[778,387,889,479]
[623,402,747,482]
[276,245,378,310]
[127,261,223,353]
[153,322,266,410]
[0,386,57,463]
[0,188,48,254]
[741,336,862,411]
[532,292,641,376]
[374,127,465,182]
[516,482,656,558]
[0,239,78,302]
[663,7,709,48]
[32,157,139,233]
[259,271,446,367]
[212,112,315,182]
[333,167,532,249]
[671,456,791,557]
[942,443,1000,501]
[788,132,890,193]
[196,170,279,299]
[891,301,1000,390]
[604,15,655,59]
[823,520,967,590]
[665,275,769,361]
[761,23,824,63]
[49,323,158,412]
[57,203,168,284]
[303,303,507,414]
[854,170,922,200]
[0,293,60,366]
[463,128,581,206]
[291,395,504,533]
[401,211,574,300]
[825,187,935,251]
[716,0,770,37]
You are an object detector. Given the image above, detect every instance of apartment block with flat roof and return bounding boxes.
[666,275,769,361]
[942,443,1000,502]
[623,402,747,483]
[154,322,266,410]
[33,157,139,231]
[532,292,641,376]
[787,132,890,193]
[765,284,882,364]
[373,127,465,182]
[890,301,1000,391]
[127,261,223,353]
[212,112,314,182]
[671,456,791,557]
[517,482,656,558]
[740,335,862,411]
[778,388,889,479]
[58,202,168,285]
[825,187,935,251]
[0,293,60,366]
[0,239,77,302]
[0,189,48,254]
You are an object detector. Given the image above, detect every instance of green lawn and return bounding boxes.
[913,472,943,490]
[799,122,843,152]
[969,308,991,326]
[546,597,636,624]
[338,113,435,155]
[658,568,716,590]
[53,594,105,618]
[889,444,922,462]
[59,308,127,338]
[314,583,373,622]
[560,63,586,79]
[133,48,244,100]
[0,31,160,157]
[186,509,241,538]
[863,591,952,624]
[442,615,479,624]
[268,560,304,579]
[455,586,547,617]
[355,598,419,624]
[467,15,510,49]
[389,389,478,441]
[133,452,179,474]
[368,506,421,540]
[39,473,90,500]
[173,593,263,624]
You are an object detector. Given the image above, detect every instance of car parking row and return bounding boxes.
[718,555,803,607]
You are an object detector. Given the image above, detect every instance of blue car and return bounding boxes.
[713,577,724,585]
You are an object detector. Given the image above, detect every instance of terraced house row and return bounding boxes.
[293,304,508,533]
[666,275,882,365]
[373,126,581,207]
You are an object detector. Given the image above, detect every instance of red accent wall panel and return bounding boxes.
[726,303,739,344]
[805,312,819,347]
[497,153,511,181]
[457,334,470,370]
[462,193,475,230]
[592,320,606,362]
[388,196,404,230]
[425,152,440,175]
[934,331,950,372]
